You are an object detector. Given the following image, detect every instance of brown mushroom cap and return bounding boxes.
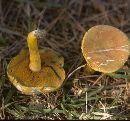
[7,47,65,95]
[81,25,130,73]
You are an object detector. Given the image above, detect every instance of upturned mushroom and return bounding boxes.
[81,25,130,73]
[7,30,65,95]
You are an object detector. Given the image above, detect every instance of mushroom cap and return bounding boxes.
[7,47,65,95]
[81,25,130,73]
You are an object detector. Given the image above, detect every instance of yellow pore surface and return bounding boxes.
[7,48,65,95]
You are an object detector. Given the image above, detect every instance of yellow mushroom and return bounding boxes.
[7,30,65,95]
[81,25,130,73]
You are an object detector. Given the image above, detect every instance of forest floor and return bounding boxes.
[0,0,130,120]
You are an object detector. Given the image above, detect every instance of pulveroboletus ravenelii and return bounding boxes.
[81,25,130,73]
[7,30,65,95]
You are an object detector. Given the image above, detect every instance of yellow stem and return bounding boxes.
[27,30,41,72]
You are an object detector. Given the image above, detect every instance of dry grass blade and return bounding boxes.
[92,73,106,86]
[66,64,86,80]
[45,8,66,32]
[0,27,26,39]
[0,0,130,120]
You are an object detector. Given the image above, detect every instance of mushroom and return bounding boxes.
[81,25,130,73]
[7,30,65,95]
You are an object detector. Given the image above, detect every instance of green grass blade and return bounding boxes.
[107,73,130,79]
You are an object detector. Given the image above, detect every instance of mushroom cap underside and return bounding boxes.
[81,25,130,73]
[7,47,65,95]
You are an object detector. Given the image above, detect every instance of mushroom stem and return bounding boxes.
[27,30,41,72]
[85,64,95,74]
